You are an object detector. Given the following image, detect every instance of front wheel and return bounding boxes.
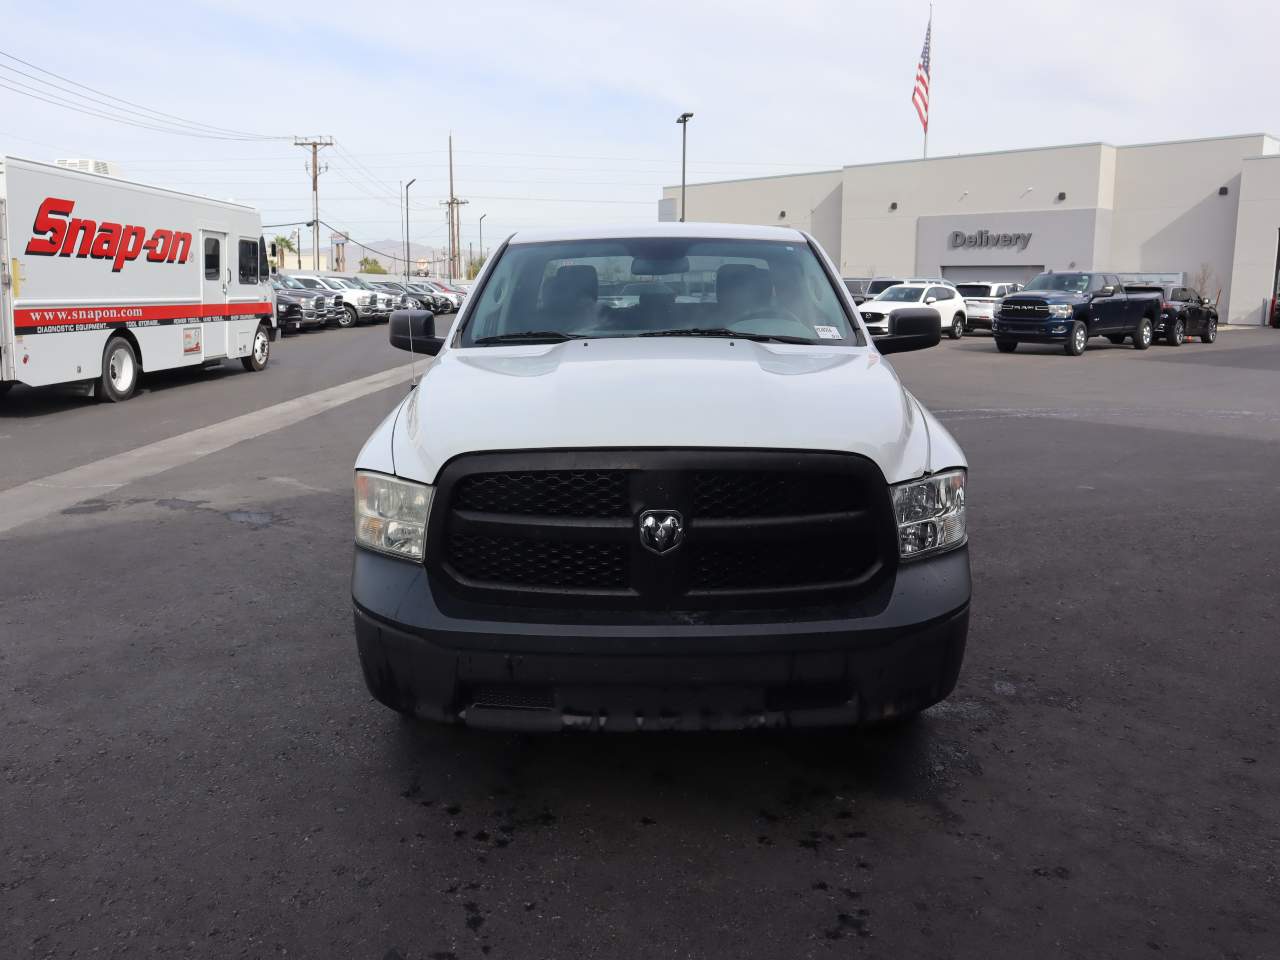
[1201,318,1218,343]
[339,305,358,328]
[949,314,964,340]
[240,324,270,372]
[1133,318,1153,350]
[1065,321,1087,356]
[0,381,13,398]
[1167,318,1185,346]
[996,339,1018,353]
[95,336,139,402]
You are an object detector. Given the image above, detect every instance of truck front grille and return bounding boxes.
[999,299,1049,318]
[428,450,896,613]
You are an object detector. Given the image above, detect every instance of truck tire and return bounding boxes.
[339,304,358,328]
[95,336,139,402]
[0,382,12,397]
[1201,318,1218,343]
[949,314,964,340]
[1065,321,1087,356]
[1167,317,1185,346]
[1133,318,1153,350]
[995,339,1017,353]
[240,324,271,372]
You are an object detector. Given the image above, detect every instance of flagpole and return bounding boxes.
[924,2,932,159]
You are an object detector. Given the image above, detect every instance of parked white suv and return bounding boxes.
[859,283,969,340]
[351,223,970,732]
[955,281,1022,332]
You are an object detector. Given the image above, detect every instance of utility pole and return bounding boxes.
[440,134,470,280]
[294,136,333,269]
[478,213,486,265]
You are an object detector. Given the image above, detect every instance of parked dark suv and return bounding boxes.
[1124,284,1218,345]
[993,272,1162,356]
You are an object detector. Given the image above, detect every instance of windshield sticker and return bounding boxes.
[814,325,842,339]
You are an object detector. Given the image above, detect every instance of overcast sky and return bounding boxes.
[2,0,1276,259]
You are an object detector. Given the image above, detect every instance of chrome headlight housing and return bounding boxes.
[354,471,432,560]
[891,469,966,559]
[1048,304,1073,318]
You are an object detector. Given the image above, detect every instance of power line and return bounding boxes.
[0,77,280,141]
[0,48,285,141]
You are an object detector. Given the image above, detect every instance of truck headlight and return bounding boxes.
[891,469,966,559]
[1048,304,1073,318]
[354,471,432,560]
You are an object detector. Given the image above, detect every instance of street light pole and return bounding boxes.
[404,178,416,285]
[676,112,693,222]
[478,213,487,264]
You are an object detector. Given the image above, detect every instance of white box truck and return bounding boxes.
[0,156,275,402]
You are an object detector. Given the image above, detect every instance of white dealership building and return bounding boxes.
[660,132,1280,325]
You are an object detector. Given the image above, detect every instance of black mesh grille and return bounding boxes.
[448,535,627,589]
[691,540,866,591]
[455,471,628,517]
[693,471,859,518]
[469,685,555,711]
[431,451,894,613]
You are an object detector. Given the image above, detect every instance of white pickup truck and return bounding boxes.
[351,223,969,732]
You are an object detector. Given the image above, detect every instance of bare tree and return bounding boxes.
[1189,262,1219,301]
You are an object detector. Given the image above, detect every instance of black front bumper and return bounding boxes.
[993,320,1071,343]
[352,545,971,731]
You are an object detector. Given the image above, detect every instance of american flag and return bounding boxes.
[912,14,932,132]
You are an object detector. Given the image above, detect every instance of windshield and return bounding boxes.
[461,237,860,347]
[866,279,902,295]
[293,277,323,289]
[1024,272,1093,293]
[843,279,869,295]
[875,286,925,302]
[956,284,993,298]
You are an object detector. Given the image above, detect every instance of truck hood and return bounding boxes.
[379,338,950,486]
[1006,291,1086,305]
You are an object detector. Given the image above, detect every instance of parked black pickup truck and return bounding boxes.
[1124,284,1219,345]
[992,272,1162,356]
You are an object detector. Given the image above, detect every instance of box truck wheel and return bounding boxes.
[0,382,12,397]
[95,336,138,402]
[241,323,271,372]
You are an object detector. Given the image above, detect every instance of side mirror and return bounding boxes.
[874,308,941,355]
[925,296,937,305]
[1099,285,1116,297]
[389,309,444,356]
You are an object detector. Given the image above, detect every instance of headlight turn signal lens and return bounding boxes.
[354,471,432,560]
[891,469,966,559]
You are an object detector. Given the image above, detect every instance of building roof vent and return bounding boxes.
[1218,186,1229,196]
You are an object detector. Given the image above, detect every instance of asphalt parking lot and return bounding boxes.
[3,325,1278,959]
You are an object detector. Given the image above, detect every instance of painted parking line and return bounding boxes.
[0,362,420,537]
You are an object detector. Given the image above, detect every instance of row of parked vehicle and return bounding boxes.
[842,273,1219,357]
[269,272,468,335]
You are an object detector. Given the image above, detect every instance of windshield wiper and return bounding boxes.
[638,327,817,345]
[472,330,584,345]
